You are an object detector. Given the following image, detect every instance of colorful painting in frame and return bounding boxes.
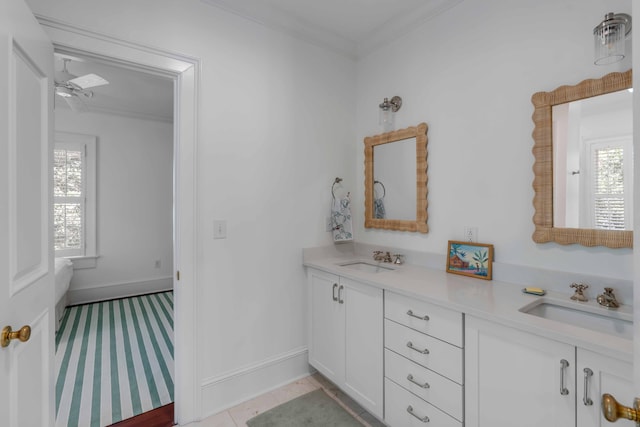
[446,240,494,280]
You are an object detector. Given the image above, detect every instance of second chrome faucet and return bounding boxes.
[570,282,620,309]
[596,287,620,309]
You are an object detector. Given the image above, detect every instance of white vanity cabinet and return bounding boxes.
[465,316,576,426]
[307,268,384,418]
[384,291,464,426]
[577,348,633,427]
[466,316,634,427]
[305,256,634,427]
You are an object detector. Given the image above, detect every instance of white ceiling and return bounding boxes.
[201,0,464,58]
[53,1,463,119]
[54,53,174,123]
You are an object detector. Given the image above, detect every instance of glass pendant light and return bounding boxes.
[594,13,632,65]
[378,96,402,132]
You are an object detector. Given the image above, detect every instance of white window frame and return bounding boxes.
[580,135,633,230]
[54,132,97,266]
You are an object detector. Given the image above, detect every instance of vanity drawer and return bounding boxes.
[385,320,462,384]
[385,349,463,421]
[385,291,463,347]
[385,378,461,427]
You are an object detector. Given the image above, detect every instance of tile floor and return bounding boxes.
[194,373,386,427]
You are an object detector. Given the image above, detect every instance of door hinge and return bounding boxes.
[176,270,180,281]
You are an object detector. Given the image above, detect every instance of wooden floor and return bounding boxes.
[108,403,174,427]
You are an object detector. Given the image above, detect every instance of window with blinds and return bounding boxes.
[54,144,86,256]
[588,141,631,230]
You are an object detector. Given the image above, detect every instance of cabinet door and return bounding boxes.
[577,348,633,427]
[466,316,575,427]
[308,269,344,384]
[342,277,383,418]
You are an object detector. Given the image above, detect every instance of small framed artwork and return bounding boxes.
[446,240,494,280]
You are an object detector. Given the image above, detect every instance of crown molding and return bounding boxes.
[201,0,357,58]
[356,0,464,57]
[201,0,464,59]
[55,99,173,123]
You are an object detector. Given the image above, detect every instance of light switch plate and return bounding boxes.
[214,220,227,239]
[464,226,478,242]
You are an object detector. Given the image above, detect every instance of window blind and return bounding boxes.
[54,146,85,254]
[592,146,625,230]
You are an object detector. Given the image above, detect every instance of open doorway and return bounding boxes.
[36,17,200,424]
[51,50,176,426]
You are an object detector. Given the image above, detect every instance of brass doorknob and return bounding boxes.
[0,325,31,348]
[602,393,640,422]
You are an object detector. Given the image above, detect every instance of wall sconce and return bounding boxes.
[593,12,632,65]
[379,96,402,131]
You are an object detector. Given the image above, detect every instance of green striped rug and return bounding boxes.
[55,292,174,427]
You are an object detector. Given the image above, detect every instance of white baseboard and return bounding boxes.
[200,346,311,418]
[66,276,173,305]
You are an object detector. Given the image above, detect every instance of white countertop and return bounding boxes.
[304,252,633,362]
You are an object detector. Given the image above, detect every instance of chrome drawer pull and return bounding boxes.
[583,367,593,406]
[407,405,429,423]
[560,359,570,396]
[332,283,338,302]
[338,285,344,304]
[406,341,429,355]
[407,374,430,389]
[407,310,430,321]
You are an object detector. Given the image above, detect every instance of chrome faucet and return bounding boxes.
[597,288,620,309]
[570,283,589,302]
[373,251,393,263]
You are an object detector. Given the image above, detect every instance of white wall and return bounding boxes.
[29,0,635,419]
[55,109,174,303]
[26,0,357,417]
[356,0,633,283]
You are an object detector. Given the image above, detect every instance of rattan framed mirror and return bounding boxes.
[364,123,428,233]
[531,69,632,248]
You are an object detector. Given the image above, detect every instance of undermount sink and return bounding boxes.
[338,261,395,273]
[519,298,633,339]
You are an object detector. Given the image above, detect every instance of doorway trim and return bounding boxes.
[36,15,200,424]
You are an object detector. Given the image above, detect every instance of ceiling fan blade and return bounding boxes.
[68,73,109,90]
[64,95,86,112]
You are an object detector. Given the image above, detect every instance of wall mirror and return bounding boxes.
[364,123,428,233]
[531,69,632,248]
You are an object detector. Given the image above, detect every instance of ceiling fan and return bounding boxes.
[55,58,109,112]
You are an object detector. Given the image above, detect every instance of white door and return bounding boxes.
[0,0,55,426]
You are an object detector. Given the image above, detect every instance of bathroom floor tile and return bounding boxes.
[311,372,340,393]
[271,377,318,404]
[305,374,323,389]
[199,374,379,427]
[197,410,237,427]
[228,391,279,426]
